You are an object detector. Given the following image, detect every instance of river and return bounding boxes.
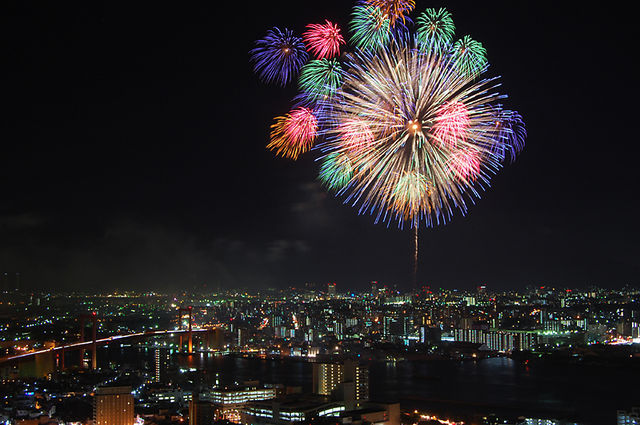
[100,346,638,424]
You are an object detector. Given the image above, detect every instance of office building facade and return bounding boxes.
[94,386,134,425]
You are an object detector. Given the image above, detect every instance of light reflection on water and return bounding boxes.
[101,347,635,425]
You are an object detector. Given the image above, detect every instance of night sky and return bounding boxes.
[2,1,637,292]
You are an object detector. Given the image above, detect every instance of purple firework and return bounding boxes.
[250,27,308,86]
[495,109,527,162]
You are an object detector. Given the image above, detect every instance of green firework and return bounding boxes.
[298,58,343,103]
[319,152,354,191]
[349,4,392,52]
[451,35,488,79]
[416,8,455,54]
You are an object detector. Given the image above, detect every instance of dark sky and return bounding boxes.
[2,1,638,292]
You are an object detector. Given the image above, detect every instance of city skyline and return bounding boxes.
[2,1,638,291]
[1,283,638,425]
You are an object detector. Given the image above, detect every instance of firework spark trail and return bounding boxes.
[250,27,308,86]
[319,152,354,191]
[318,35,514,229]
[251,3,526,288]
[298,59,344,104]
[365,0,415,27]
[349,4,393,51]
[267,107,318,160]
[416,8,455,54]
[451,35,488,79]
[495,109,527,162]
[433,101,471,149]
[412,225,418,289]
[303,20,346,59]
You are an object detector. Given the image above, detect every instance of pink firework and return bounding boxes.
[337,118,374,152]
[448,148,481,181]
[432,101,470,149]
[285,107,318,145]
[267,107,318,160]
[303,20,346,59]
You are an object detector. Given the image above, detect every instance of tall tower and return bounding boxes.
[94,386,134,425]
[154,348,170,383]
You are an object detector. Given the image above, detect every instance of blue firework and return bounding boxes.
[250,27,308,86]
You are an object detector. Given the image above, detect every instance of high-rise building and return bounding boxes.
[313,362,343,396]
[344,359,369,409]
[312,360,369,410]
[154,348,170,383]
[383,315,398,341]
[383,313,413,342]
[94,386,134,425]
[333,321,344,340]
[327,282,336,297]
[453,328,538,351]
[237,328,246,347]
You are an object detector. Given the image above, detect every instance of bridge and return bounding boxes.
[0,328,223,379]
[0,307,225,378]
[0,328,211,363]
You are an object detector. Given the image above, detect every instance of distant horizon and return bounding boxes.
[2,278,638,295]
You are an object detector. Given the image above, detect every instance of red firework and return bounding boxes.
[267,107,318,160]
[303,20,346,59]
[285,107,318,143]
[433,101,470,149]
[448,149,481,181]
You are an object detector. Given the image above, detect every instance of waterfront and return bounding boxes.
[367,357,636,425]
[103,346,637,425]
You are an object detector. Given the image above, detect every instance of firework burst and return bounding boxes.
[250,27,308,86]
[349,4,393,51]
[433,101,471,149]
[365,0,415,27]
[319,152,354,191]
[303,20,346,59]
[267,107,318,160]
[251,3,525,231]
[451,35,488,79]
[416,8,455,54]
[298,58,343,103]
[337,118,375,153]
[447,148,482,182]
[252,1,526,287]
[319,36,511,228]
[495,109,526,162]
[389,170,431,223]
